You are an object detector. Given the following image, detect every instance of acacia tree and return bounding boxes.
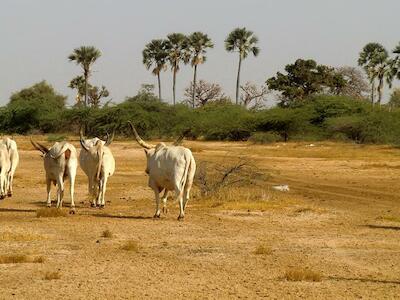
[240,82,269,109]
[142,39,168,101]
[184,80,224,107]
[166,33,189,105]
[68,46,101,107]
[187,32,214,107]
[334,67,369,99]
[358,43,391,105]
[225,28,260,105]
[69,75,109,107]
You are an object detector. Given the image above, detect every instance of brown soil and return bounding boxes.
[0,138,400,299]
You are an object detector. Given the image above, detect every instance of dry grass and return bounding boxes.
[284,267,322,282]
[120,240,140,252]
[254,244,272,255]
[0,231,44,241]
[0,254,45,264]
[378,215,400,223]
[44,271,61,280]
[101,229,113,238]
[36,208,67,218]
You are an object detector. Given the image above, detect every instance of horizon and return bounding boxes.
[1,0,399,106]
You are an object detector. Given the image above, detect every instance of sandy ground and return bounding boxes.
[0,137,400,299]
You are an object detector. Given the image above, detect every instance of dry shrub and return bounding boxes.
[0,231,44,241]
[101,229,113,238]
[284,267,322,282]
[44,271,61,280]
[195,158,268,198]
[254,244,272,255]
[0,255,45,264]
[37,208,67,218]
[120,240,139,252]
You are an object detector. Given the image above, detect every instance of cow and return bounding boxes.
[2,137,19,197]
[30,138,78,213]
[79,130,115,208]
[0,143,10,199]
[128,122,196,220]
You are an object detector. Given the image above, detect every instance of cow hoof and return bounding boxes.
[91,203,97,208]
[177,215,184,221]
[0,195,5,200]
[69,209,76,215]
[7,192,12,197]
[46,204,51,208]
[153,214,161,219]
[99,205,105,209]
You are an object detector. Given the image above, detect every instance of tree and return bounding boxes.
[388,88,400,109]
[334,67,369,99]
[240,82,269,109]
[266,59,340,107]
[187,32,214,107]
[225,28,260,105]
[68,46,101,107]
[389,42,400,82]
[69,75,109,107]
[184,80,224,107]
[142,39,168,101]
[358,43,391,105]
[165,33,189,105]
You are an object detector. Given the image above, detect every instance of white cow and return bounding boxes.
[128,122,196,220]
[31,138,78,213]
[2,137,19,197]
[0,143,10,199]
[79,131,115,208]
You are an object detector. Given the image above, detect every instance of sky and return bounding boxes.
[0,0,399,106]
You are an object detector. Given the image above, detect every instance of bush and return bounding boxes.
[248,132,282,144]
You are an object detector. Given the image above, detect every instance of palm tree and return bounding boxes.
[225,28,260,104]
[389,43,400,82]
[166,33,189,105]
[142,39,168,101]
[358,43,390,105]
[187,32,214,107]
[68,46,101,107]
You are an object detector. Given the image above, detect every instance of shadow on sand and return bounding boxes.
[364,224,400,231]
[0,207,36,213]
[92,213,153,220]
[328,276,400,285]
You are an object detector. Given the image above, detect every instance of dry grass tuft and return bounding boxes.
[0,231,44,241]
[254,244,273,255]
[101,229,113,238]
[0,254,45,264]
[44,271,61,280]
[284,267,322,282]
[120,240,140,252]
[37,208,67,218]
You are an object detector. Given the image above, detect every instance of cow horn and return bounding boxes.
[30,137,49,154]
[173,129,191,146]
[128,121,155,149]
[104,130,114,146]
[79,127,90,151]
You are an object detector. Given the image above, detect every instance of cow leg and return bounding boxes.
[6,171,12,197]
[100,176,108,208]
[91,177,98,208]
[46,178,52,207]
[153,190,161,218]
[161,190,168,214]
[176,190,185,221]
[69,168,76,214]
[56,176,64,209]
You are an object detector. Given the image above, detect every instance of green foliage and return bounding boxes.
[248,132,282,144]
[388,88,400,108]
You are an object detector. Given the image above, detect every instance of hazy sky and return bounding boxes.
[1,0,399,106]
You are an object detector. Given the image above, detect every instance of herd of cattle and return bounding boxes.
[1,122,196,220]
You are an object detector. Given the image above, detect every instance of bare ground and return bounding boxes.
[0,137,400,299]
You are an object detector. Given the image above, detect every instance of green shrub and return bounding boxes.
[248,132,282,144]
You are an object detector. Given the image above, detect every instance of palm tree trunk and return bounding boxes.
[157,73,162,101]
[377,76,383,106]
[192,65,198,108]
[370,79,375,105]
[173,67,177,106]
[236,55,242,105]
[84,73,88,107]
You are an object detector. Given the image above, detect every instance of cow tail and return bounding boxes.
[96,142,104,181]
[179,153,191,191]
